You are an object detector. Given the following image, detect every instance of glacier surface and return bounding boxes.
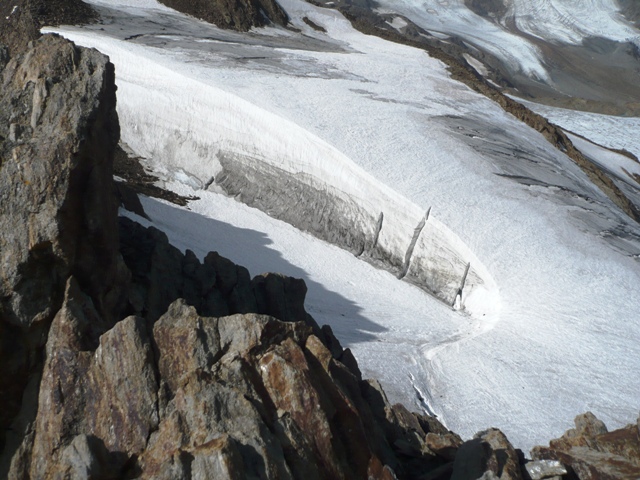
[47,0,640,452]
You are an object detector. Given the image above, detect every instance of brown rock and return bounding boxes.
[426,432,463,461]
[0,33,127,455]
[367,455,399,480]
[190,435,247,479]
[153,300,222,393]
[87,316,159,455]
[260,337,347,478]
[452,428,523,480]
[532,413,640,480]
[0,33,125,329]
[156,0,288,32]
[26,279,157,479]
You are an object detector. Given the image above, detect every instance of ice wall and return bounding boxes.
[93,38,498,315]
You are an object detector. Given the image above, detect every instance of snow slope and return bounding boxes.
[375,0,550,80]
[511,0,640,45]
[519,99,640,161]
[48,0,640,452]
[375,0,640,81]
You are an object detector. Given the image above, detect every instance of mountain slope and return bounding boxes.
[43,0,640,453]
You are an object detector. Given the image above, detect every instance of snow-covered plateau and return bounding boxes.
[47,0,640,453]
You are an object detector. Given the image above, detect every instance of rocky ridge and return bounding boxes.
[156,0,289,32]
[1,11,640,480]
[0,0,96,56]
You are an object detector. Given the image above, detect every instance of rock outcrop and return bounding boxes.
[0,0,96,56]
[156,0,289,31]
[531,412,640,480]
[0,33,127,468]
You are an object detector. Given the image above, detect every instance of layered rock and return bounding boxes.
[531,412,640,480]
[156,0,288,31]
[0,33,127,465]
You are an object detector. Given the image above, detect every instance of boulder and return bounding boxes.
[27,279,157,479]
[532,412,640,480]
[426,432,463,462]
[451,428,524,480]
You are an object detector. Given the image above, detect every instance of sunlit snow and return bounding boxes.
[47,0,640,452]
[374,0,640,81]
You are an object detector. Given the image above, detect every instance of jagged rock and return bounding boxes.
[145,300,380,479]
[426,432,463,461]
[119,216,316,327]
[252,272,307,323]
[0,33,124,327]
[108,299,453,479]
[532,413,640,480]
[451,428,524,480]
[157,0,288,32]
[0,33,127,465]
[0,0,97,57]
[26,279,157,479]
[549,412,609,450]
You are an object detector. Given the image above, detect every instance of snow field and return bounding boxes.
[511,0,640,46]
[55,27,498,316]
[374,0,640,81]
[50,0,640,452]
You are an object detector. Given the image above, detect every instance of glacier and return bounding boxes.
[47,0,640,452]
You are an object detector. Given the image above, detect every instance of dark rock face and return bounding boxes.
[118,217,321,331]
[157,0,288,31]
[451,428,523,480]
[531,412,640,480]
[0,0,96,56]
[0,34,127,462]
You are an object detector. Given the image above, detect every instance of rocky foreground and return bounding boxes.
[1,14,640,480]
